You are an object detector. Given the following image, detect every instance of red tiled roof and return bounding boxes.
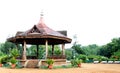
[7,16,72,44]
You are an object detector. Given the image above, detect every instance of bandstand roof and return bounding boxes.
[7,15,72,45]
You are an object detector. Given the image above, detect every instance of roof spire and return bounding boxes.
[40,10,44,17]
[39,10,44,24]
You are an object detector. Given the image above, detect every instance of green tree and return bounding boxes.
[0,42,16,54]
[54,45,61,55]
[27,45,36,56]
[98,38,120,58]
[27,45,61,59]
[65,49,72,60]
[38,45,45,59]
[98,45,111,58]
[27,45,46,59]
[72,44,85,54]
[111,50,120,60]
[82,44,100,55]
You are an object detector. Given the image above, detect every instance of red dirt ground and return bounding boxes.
[0,63,120,73]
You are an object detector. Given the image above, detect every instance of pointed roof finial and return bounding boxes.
[40,10,44,17]
[38,10,44,24]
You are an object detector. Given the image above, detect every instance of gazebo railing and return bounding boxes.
[27,56,37,59]
[47,55,66,59]
[17,56,38,59]
[17,55,66,59]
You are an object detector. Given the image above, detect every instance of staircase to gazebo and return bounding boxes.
[19,59,67,68]
[18,55,67,68]
[24,60,39,68]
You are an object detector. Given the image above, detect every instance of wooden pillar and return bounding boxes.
[62,43,65,56]
[22,41,27,60]
[45,40,48,59]
[52,45,54,56]
[15,44,19,58]
[16,44,18,49]
[36,45,39,59]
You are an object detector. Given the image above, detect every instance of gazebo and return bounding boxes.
[7,14,72,67]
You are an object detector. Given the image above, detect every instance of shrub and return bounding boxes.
[108,58,115,61]
[0,56,4,64]
[2,55,11,64]
[76,59,82,64]
[10,48,20,58]
[76,54,87,63]
[71,59,82,67]
[71,59,76,67]
[101,56,108,61]
[92,55,101,61]
[111,50,120,60]
[46,59,54,65]
[10,58,17,64]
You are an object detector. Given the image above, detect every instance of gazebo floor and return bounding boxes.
[19,59,67,68]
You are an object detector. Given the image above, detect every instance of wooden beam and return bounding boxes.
[45,40,48,59]
[15,44,18,49]
[22,40,27,60]
[52,45,54,56]
[62,43,65,56]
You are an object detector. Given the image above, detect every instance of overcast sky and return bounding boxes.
[0,0,120,47]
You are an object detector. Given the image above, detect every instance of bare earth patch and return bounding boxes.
[0,63,120,73]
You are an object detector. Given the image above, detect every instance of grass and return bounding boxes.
[39,64,78,69]
[39,65,48,69]
[54,64,72,69]
[1,62,79,69]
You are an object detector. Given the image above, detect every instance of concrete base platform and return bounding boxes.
[19,59,67,68]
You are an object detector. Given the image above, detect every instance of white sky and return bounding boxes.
[0,0,120,47]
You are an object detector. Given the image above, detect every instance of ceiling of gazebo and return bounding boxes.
[7,15,72,45]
